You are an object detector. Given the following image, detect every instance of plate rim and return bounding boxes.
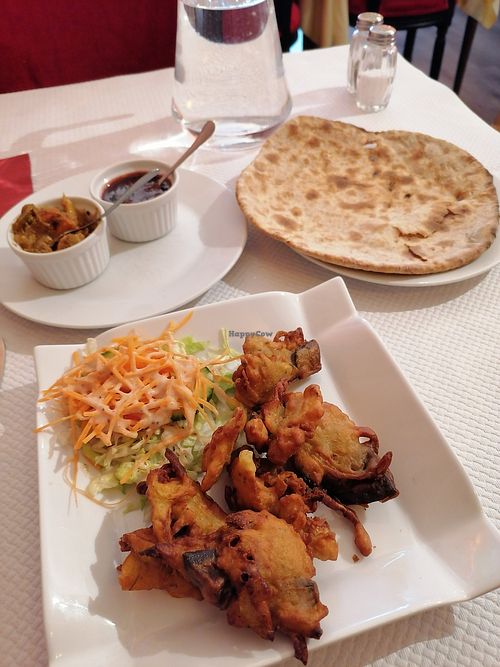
[295,242,500,287]
[0,167,247,329]
[292,177,500,288]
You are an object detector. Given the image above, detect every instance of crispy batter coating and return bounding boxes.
[261,383,324,466]
[119,452,328,663]
[293,402,398,505]
[237,386,397,554]
[319,491,373,557]
[146,451,226,542]
[118,526,202,598]
[120,526,157,553]
[227,448,338,561]
[118,551,203,598]
[277,494,338,562]
[244,415,269,450]
[227,448,280,512]
[201,407,246,491]
[118,454,227,599]
[217,510,328,664]
[232,328,321,407]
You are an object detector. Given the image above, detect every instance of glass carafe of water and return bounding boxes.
[172,0,292,145]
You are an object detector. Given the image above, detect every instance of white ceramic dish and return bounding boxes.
[34,277,500,667]
[295,178,500,288]
[0,168,247,328]
[90,159,179,243]
[7,196,109,289]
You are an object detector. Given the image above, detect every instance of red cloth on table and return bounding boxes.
[0,155,33,217]
[349,1,450,17]
[0,0,177,93]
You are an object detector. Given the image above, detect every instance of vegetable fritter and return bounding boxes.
[232,328,321,407]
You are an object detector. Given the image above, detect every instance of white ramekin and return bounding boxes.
[89,159,179,243]
[8,196,110,290]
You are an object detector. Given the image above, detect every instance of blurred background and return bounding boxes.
[1,1,498,128]
[284,0,499,127]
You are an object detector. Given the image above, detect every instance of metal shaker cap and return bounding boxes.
[367,24,397,45]
[356,12,384,30]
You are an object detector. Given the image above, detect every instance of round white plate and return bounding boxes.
[296,178,500,288]
[0,169,247,328]
[297,237,500,287]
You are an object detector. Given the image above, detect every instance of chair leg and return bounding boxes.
[303,34,319,50]
[403,28,417,62]
[453,16,478,94]
[429,24,448,79]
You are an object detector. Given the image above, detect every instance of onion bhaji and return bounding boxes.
[118,451,328,663]
[217,510,328,665]
[293,402,398,506]
[236,383,398,556]
[227,448,338,562]
[144,450,226,542]
[116,327,399,664]
[118,451,226,600]
[249,385,398,507]
[232,328,321,407]
[260,383,324,466]
[201,407,247,491]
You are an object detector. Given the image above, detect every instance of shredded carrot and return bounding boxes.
[38,320,239,500]
[167,311,193,332]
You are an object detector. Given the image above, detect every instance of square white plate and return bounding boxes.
[34,277,500,666]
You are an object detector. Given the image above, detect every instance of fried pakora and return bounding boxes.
[201,407,246,491]
[261,383,324,466]
[118,452,328,663]
[227,448,338,561]
[118,527,202,599]
[118,452,227,599]
[217,510,328,665]
[116,324,399,664]
[233,328,321,407]
[293,402,398,505]
[248,383,397,507]
[237,383,398,555]
[144,450,226,542]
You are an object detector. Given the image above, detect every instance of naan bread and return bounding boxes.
[236,116,499,274]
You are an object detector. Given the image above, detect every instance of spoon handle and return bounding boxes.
[102,167,160,218]
[50,168,161,249]
[160,121,216,183]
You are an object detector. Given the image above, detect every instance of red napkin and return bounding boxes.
[0,154,33,217]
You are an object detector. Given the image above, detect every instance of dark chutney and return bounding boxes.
[101,171,171,204]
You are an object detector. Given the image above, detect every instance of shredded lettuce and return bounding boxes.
[180,335,207,355]
[80,330,238,499]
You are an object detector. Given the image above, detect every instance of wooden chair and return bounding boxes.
[275,0,301,51]
[349,1,456,80]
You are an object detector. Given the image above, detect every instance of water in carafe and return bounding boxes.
[172,0,291,144]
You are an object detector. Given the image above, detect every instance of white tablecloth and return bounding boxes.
[0,46,499,667]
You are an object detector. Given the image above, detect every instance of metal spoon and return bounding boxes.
[159,120,216,185]
[51,168,160,249]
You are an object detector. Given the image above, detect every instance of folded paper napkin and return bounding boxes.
[0,153,33,217]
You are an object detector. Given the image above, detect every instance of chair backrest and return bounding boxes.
[0,0,177,93]
[349,0,456,80]
[350,1,450,17]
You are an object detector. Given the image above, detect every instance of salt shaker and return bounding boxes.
[347,12,384,94]
[356,24,397,112]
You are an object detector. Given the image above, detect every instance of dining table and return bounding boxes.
[0,45,499,667]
